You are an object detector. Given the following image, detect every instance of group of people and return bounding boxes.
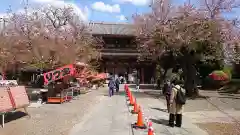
[108,77,121,97]
[108,74,186,128]
[162,79,186,128]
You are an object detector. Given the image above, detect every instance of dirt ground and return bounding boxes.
[0,87,107,135]
[197,122,240,135]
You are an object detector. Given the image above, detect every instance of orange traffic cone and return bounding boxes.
[148,126,154,135]
[132,106,147,129]
[131,98,139,114]
[124,84,127,91]
[126,90,130,101]
[148,121,153,127]
[127,90,132,100]
[129,93,134,106]
[126,87,130,97]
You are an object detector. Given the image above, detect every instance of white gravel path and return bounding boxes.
[0,87,107,135]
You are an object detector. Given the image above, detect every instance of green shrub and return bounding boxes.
[222,66,232,80]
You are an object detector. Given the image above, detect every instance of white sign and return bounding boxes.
[0,80,18,86]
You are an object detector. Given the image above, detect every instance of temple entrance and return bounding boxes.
[100,57,156,84]
[115,66,127,77]
[144,66,155,84]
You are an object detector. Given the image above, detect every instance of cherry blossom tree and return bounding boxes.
[133,0,240,96]
[0,11,32,79]
[0,5,102,77]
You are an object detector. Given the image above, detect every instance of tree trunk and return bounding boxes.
[157,69,167,89]
[181,52,198,97]
[0,68,6,80]
[160,69,167,84]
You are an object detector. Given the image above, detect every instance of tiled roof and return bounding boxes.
[88,22,135,35]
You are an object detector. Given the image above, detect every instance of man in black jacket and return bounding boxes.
[115,77,120,93]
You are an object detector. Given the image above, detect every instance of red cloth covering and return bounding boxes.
[96,73,107,79]
[0,87,14,112]
[9,86,29,109]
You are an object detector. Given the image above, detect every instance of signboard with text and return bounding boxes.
[0,80,18,86]
[43,64,75,85]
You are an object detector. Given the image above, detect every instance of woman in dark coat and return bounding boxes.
[115,77,120,93]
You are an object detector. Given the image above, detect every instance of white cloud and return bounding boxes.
[115,0,150,6]
[91,1,120,13]
[0,13,7,18]
[116,15,126,21]
[31,0,89,21]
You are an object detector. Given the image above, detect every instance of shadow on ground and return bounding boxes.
[218,85,240,94]
[150,118,169,126]
[0,111,27,124]
[151,107,168,113]
[143,90,210,100]
[103,91,127,97]
[218,96,240,99]
[128,84,156,90]
[203,79,240,94]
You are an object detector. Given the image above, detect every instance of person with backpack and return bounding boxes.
[162,80,172,113]
[168,81,186,128]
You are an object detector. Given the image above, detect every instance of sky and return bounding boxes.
[0,0,239,23]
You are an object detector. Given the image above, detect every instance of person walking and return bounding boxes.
[136,78,140,91]
[115,77,120,93]
[108,77,115,97]
[119,76,123,84]
[168,82,186,127]
[162,80,172,113]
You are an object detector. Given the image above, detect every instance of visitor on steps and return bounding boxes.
[168,81,186,128]
[162,80,172,113]
[108,77,115,97]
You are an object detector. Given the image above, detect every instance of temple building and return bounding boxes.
[89,22,156,84]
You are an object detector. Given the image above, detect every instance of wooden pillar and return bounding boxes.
[104,64,106,73]
[141,67,144,84]
[105,63,108,73]
[113,63,116,76]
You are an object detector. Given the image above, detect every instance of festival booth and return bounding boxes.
[43,63,94,104]
[74,62,89,86]
[74,63,107,89]
[91,73,107,88]
[0,80,30,128]
[43,64,76,104]
[42,62,107,104]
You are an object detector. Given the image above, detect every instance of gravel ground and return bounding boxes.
[196,121,240,135]
[0,87,107,135]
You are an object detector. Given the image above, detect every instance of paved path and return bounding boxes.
[69,85,212,135]
[130,88,209,135]
[69,85,133,135]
